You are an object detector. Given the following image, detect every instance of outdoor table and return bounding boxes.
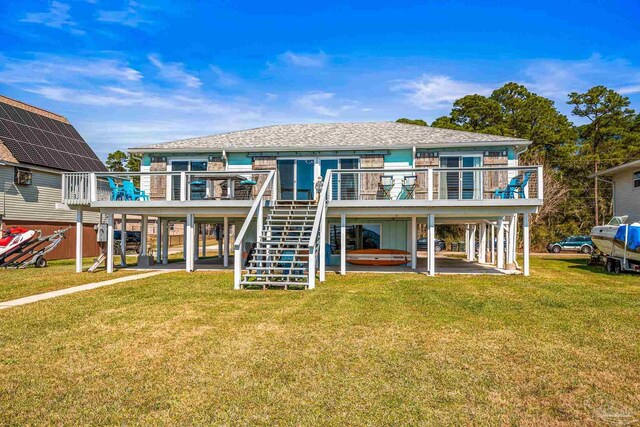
[192,173,249,199]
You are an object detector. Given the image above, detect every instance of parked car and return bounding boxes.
[417,238,446,252]
[114,230,142,254]
[546,236,593,254]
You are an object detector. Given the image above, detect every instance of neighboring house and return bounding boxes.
[0,95,106,260]
[62,122,544,287]
[593,159,640,223]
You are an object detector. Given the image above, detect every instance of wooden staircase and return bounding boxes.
[240,200,316,289]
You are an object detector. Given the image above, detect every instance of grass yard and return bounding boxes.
[0,258,139,302]
[0,256,638,425]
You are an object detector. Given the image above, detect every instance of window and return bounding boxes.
[634,171,640,188]
[329,223,381,253]
[14,167,32,186]
[171,160,208,200]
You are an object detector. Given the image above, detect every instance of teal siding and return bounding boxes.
[327,219,408,265]
[384,149,412,166]
[228,152,252,167]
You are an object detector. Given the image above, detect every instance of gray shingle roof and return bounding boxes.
[129,121,530,153]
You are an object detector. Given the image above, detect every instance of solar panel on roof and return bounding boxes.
[0,100,106,172]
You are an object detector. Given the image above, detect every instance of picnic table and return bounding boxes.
[190,173,256,200]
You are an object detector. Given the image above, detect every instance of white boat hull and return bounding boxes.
[590,225,617,256]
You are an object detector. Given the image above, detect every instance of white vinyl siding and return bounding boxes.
[0,165,100,224]
[613,169,640,223]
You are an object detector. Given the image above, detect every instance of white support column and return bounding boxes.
[491,223,495,265]
[497,217,505,269]
[465,225,471,261]
[141,215,148,256]
[223,217,229,267]
[186,214,194,272]
[478,223,487,264]
[340,213,346,275]
[319,208,326,282]
[411,216,417,270]
[523,213,530,276]
[195,222,201,261]
[201,224,207,257]
[75,209,83,273]
[106,213,114,274]
[156,219,162,264]
[511,214,518,266]
[162,220,169,265]
[120,214,127,267]
[183,221,187,261]
[469,224,477,262]
[427,213,435,276]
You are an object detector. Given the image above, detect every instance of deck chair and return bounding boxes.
[122,180,149,201]
[494,171,533,199]
[399,176,417,200]
[379,176,394,199]
[106,177,125,201]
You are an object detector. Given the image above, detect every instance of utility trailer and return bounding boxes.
[0,227,70,269]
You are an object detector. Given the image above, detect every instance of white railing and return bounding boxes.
[233,170,276,289]
[306,169,333,289]
[327,165,543,202]
[61,170,273,204]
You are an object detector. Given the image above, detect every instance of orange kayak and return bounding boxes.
[346,249,410,266]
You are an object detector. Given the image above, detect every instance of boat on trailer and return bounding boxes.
[591,216,640,273]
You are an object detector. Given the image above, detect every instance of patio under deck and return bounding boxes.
[128,254,514,275]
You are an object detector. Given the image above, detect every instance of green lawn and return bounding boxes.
[0,257,139,302]
[0,256,638,425]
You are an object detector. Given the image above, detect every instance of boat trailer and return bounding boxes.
[0,227,70,269]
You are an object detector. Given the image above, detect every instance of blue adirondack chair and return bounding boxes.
[494,171,533,199]
[106,177,125,201]
[122,180,149,201]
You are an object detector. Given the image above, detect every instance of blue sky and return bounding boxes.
[1,0,640,159]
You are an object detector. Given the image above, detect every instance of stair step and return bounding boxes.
[247,260,307,265]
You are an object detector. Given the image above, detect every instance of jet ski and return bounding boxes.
[0,226,36,257]
[590,216,628,256]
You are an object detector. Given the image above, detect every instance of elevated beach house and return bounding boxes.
[62,122,543,288]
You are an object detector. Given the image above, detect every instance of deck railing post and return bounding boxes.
[537,166,544,200]
[180,172,187,202]
[427,169,433,201]
[308,247,316,289]
[89,173,97,203]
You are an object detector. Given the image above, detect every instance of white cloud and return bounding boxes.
[0,54,142,84]
[522,54,640,98]
[148,54,201,88]
[21,1,85,35]
[97,0,148,27]
[210,65,239,87]
[391,75,492,110]
[278,51,329,68]
[294,91,357,117]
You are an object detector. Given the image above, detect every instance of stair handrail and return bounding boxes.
[306,169,333,289]
[308,169,332,248]
[233,169,276,289]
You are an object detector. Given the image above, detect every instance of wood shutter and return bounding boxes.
[415,154,439,199]
[360,154,384,200]
[252,156,276,198]
[150,156,167,200]
[483,152,508,198]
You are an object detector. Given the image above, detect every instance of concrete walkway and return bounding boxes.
[0,270,170,310]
